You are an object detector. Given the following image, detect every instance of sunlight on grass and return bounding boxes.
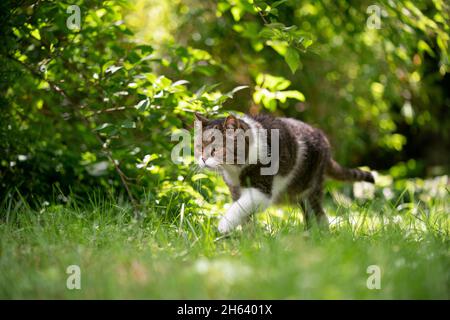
[0,177,448,299]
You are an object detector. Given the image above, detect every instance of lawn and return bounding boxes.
[0,179,448,299]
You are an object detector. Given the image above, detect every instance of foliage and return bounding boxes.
[1,0,449,205]
[154,0,450,168]
[0,0,234,207]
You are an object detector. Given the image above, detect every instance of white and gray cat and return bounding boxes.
[194,113,374,234]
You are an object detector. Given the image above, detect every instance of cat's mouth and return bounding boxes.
[198,157,221,169]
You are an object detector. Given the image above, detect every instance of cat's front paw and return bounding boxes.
[218,217,234,234]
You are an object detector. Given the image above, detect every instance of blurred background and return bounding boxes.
[0,0,448,206]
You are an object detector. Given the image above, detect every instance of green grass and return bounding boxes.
[0,184,448,299]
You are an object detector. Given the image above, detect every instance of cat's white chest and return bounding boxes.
[221,165,241,186]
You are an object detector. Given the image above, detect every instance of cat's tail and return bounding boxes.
[326,159,375,183]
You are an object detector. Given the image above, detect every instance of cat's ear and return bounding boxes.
[194,112,208,124]
[224,115,240,129]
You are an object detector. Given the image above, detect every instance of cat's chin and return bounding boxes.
[204,158,221,169]
[197,157,222,170]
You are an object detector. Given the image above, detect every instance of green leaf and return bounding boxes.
[230,85,249,95]
[195,83,221,98]
[278,90,305,102]
[134,98,150,112]
[256,73,290,90]
[30,29,41,40]
[136,45,154,55]
[105,65,122,74]
[265,22,285,29]
[121,120,136,129]
[284,47,300,73]
[259,28,275,39]
[272,0,288,8]
[417,40,434,57]
[94,123,113,131]
[172,80,189,87]
[303,39,313,49]
[191,173,209,182]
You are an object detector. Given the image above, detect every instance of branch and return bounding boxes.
[253,4,269,25]
[5,54,140,215]
[85,106,128,117]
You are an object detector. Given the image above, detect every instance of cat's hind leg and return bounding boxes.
[307,187,329,229]
[300,183,329,229]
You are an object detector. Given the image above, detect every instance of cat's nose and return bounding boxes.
[201,157,207,162]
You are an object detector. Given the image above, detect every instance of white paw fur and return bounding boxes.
[217,188,270,234]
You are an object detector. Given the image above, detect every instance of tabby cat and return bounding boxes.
[194,112,374,234]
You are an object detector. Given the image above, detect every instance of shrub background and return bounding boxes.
[0,0,448,207]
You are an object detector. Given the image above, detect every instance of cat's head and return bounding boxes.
[194,112,250,170]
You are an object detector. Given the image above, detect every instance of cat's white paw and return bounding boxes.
[218,217,234,234]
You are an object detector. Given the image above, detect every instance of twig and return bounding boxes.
[253,4,269,25]
[87,106,127,116]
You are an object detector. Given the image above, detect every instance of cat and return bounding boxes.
[194,112,375,234]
